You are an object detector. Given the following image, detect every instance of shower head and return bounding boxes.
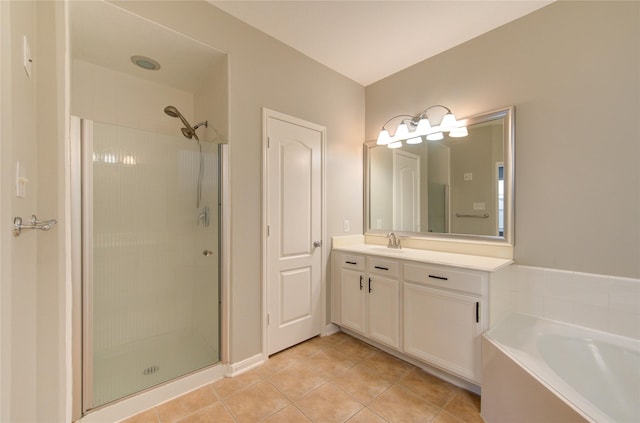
[181,128,194,139]
[163,105,181,118]
[164,105,198,140]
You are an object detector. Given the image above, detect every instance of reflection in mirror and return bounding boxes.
[365,107,514,244]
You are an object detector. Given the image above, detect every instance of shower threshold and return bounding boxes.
[92,329,219,408]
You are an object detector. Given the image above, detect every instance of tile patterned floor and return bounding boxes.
[122,332,482,423]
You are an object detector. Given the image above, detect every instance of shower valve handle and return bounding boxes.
[203,250,213,257]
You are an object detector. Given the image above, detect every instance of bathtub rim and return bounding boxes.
[483,313,640,423]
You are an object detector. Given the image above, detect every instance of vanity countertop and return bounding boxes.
[332,242,512,272]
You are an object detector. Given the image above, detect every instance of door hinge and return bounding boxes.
[267,313,270,325]
[267,225,270,236]
[267,137,270,148]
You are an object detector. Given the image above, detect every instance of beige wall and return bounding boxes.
[112,1,365,363]
[35,3,67,421]
[2,2,39,422]
[71,59,196,135]
[366,1,640,278]
[1,1,67,421]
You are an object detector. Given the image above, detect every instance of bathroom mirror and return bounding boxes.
[365,106,514,244]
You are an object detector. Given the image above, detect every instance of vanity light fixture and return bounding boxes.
[376,104,467,148]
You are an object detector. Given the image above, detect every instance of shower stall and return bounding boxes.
[69,2,229,416]
[73,118,222,412]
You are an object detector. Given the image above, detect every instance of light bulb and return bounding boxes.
[387,141,403,149]
[449,126,468,138]
[440,113,458,132]
[377,129,391,145]
[427,132,444,141]
[394,123,410,141]
[415,118,431,136]
[406,137,423,144]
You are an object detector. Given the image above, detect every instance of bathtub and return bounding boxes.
[481,314,640,423]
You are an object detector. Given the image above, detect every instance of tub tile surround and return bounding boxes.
[510,265,640,339]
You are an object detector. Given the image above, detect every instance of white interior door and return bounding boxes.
[265,111,323,355]
[393,150,420,232]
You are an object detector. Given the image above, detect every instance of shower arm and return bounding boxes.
[193,121,208,131]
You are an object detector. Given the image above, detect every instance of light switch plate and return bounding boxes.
[473,202,486,210]
[464,173,473,181]
[343,219,350,232]
[16,162,28,198]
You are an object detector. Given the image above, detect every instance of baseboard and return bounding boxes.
[323,323,340,336]
[226,353,265,377]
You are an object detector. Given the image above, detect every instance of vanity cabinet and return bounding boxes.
[331,245,510,386]
[366,258,400,349]
[340,254,366,333]
[337,254,400,349]
[403,263,485,383]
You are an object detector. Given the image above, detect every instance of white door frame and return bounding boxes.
[261,108,326,360]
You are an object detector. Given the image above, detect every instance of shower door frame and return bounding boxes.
[71,117,230,419]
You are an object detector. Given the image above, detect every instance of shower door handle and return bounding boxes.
[203,250,214,256]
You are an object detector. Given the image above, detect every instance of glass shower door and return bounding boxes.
[82,120,220,410]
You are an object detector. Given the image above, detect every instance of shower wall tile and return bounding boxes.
[573,272,609,307]
[609,276,640,314]
[91,122,217,355]
[543,269,574,301]
[517,291,543,317]
[489,264,514,327]
[505,265,640,340]
[517,266,545,296]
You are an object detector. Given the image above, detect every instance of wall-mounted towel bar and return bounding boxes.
[13,215,57,237]
[455,213,489,219]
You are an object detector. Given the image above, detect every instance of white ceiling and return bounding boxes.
[211,0,553,86]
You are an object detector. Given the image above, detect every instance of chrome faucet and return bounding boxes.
[387,232,402,249]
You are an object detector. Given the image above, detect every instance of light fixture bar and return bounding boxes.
[376,104,467,148]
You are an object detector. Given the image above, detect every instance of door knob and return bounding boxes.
[313,240,322,248]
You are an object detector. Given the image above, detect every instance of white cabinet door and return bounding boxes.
[340,268,366,335]
[368,275,400,349]
[404,283,482,383]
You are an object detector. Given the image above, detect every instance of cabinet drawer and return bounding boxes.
[341,253,365,271]
[367,257,399,276]
[404,263,482,295]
